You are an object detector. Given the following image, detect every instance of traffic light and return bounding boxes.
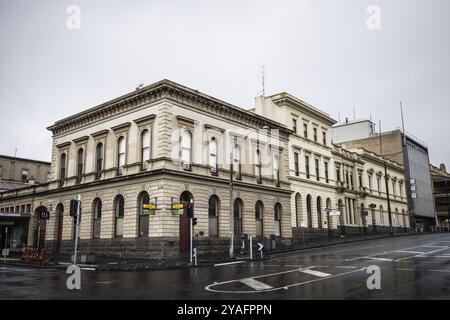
[193,217,198,226]
[187,202,194,218]
[70,199,79,217]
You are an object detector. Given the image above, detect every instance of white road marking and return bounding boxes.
[205,268,365,294]
[429,270,450,273]
[214,261,247,267]
[335,266,358,269]
[396,250,426,254]
[298,268,331,278]
[240,278,273,291]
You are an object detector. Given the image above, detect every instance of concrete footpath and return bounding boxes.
[0,231,429,271]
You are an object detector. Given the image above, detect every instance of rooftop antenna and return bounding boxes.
[135,82,144,90]
[400,101,407,147]
[338,111,341,123]
[261,66,266,96]
[353,107,356,120]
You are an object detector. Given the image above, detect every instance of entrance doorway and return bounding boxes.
[179,191,193,254]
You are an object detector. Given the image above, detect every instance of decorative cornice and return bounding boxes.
[91,129,109,139]
[204,124,225,133]
[133,114,156,125]
[271,94,336,126]
[55,142,71,149]
[47,80,292,138]
[73,136,89,145]
[111,122,131,132]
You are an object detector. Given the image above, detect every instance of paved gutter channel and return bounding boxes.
[0,232,433,272]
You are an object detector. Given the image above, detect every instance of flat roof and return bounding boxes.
[0,154,50,165]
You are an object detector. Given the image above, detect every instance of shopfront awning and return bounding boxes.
[0,212,31,219]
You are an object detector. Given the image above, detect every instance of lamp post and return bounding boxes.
[229,152,234,259]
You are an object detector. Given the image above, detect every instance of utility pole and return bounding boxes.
[379,121,394,235]
[229,152,234,259]
[447,179,450,232]
[73,195,81,265]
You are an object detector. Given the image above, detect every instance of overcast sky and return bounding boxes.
[1,0,449,167]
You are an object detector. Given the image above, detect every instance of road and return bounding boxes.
[1,233,450,300]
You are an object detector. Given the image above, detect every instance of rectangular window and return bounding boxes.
[294,152,299,176]
[323,132,327,145]
[255,148,262,183]
[26,204,31,213]
[292,119,297,134]
[315,159,320,181]
[305,156,310,179]
[324,162,329,183]
[350,173,354,190]
[313,128,318,142]
[21,170,29,183]
[336,167,341,183]
[359,173,363,189]
[377,177,381,194]
[303,123,308,139]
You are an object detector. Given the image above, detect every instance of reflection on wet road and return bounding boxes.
[1,233,450,299]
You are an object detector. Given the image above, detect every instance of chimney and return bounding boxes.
[440,163,447,173]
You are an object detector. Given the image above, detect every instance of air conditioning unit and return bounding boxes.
[118,166,125,175]
[142,161,149,170]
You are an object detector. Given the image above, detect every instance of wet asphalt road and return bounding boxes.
[1,233,450,300]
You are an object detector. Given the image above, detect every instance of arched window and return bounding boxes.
[93,198,102,238]
[95,142,104,179]
[59,153,67,185]
[76,148,84,183]
[233,198,243,236]
[273,155,280,186]
[209,137,218,176]
[255,148,262,183]
[295,193,302,227]
[380,206,384,226]
[255,201,264,237]
[138,192,150,237]
[208,195,219,237]
[55,203,64,252]
[233,142,241,179]
[114,195,125,237]
[317,197,322,229]
[402,209,407,228]
[306,195,313,228]
[141,130,150,170]
[274,203,282,237]
[182,129,192,170]
[117,137,126,175]
[338,199,345,225]
[394,208,399,227]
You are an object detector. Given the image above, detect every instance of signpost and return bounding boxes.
[70,196,81,265]
[171,203,184,216]
[257,242,264,259]
[142,203,156,215]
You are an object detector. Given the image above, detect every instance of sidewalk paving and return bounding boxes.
[0,231,429,271]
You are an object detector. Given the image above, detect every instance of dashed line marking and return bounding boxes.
[298,268,331,278]
[240,278,273,291]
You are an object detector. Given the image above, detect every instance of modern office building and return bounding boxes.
[430,163,450,231]
[333,121,437,232]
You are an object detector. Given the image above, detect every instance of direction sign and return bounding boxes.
[411,185,416,191]
[411,193,417,199]
[171,203,184,216]
[410,179,416,185]
[329,210,341,217]
[142,203,156,215]
[257,243,264,252]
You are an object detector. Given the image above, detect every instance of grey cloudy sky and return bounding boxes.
[1,0,449,166]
